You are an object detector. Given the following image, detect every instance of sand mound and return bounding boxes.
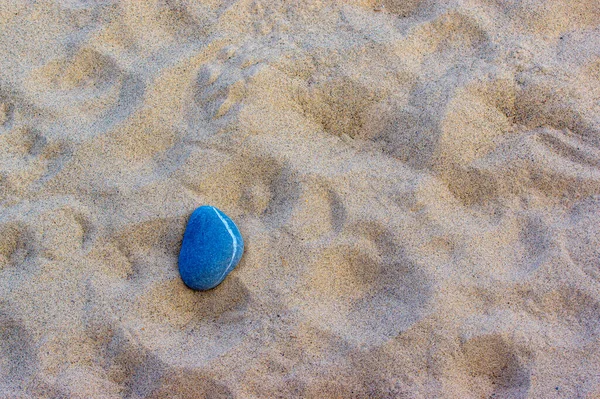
[1,0,599,397]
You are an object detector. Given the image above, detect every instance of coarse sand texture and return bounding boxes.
[0,1,599,398]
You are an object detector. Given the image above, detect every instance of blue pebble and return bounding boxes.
[178,206,244,291]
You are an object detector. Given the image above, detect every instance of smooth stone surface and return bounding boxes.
[178,206,244,291]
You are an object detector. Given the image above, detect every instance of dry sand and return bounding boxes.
[1,0,600,398]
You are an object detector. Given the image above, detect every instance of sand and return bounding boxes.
[0,0,599,398]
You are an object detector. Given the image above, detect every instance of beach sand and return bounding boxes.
[1,1,599,397]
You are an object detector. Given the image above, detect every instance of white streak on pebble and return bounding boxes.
[212,206,238,281]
